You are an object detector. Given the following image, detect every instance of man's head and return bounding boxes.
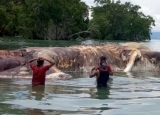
[100,56,106,61]
[37,59,44,67]
[100,56,107,65]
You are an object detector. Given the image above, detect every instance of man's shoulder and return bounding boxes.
[41,65,51,70]
[107,65,112,69]
[30,63,36,68]
[107,65,111,68]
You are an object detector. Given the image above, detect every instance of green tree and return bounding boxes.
[48,0,89,40]
[0,0,89,39]
[90,0,155,41]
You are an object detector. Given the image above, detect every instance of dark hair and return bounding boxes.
[100,56,107,65]
[100,56,106,61]
[37,59,44,67]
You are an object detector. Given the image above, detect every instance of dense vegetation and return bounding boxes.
[0,0,155,41]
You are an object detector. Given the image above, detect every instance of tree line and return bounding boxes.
[0,0,155,41]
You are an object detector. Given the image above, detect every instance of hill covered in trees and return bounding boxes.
[0,0,155,41]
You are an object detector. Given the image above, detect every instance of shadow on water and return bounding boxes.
[29,85,45,101]
[27,85,45,115]
[96,87,110,100]
[89,87,110,99]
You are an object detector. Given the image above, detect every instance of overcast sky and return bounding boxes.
[82,0,160,32]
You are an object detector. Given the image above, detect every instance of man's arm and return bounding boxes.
[41,57,55,68]
[28,58,38,63]
[28,58,38,70]
[108,66,113,76]
[109,71,113,76]
[91,66,99,70]
[89,68,99,78]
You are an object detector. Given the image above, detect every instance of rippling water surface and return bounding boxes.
[0,38,160,114]
[0,71,160,115]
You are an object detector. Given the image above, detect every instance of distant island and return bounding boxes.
[151,32,160,39]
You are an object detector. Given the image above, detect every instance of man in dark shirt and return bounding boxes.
[89,56,113,87]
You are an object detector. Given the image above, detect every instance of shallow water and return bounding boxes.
[0,38,160,114]
[0,37,159,51]
[0,71,160,115]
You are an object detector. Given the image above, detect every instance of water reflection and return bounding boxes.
[27,86,45,115]
[96,87,110,99]
[125,71,160,78]
[27,109,44,115]
[30,86,45,100]
[89,87,110,100]
[2,70,160,115]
